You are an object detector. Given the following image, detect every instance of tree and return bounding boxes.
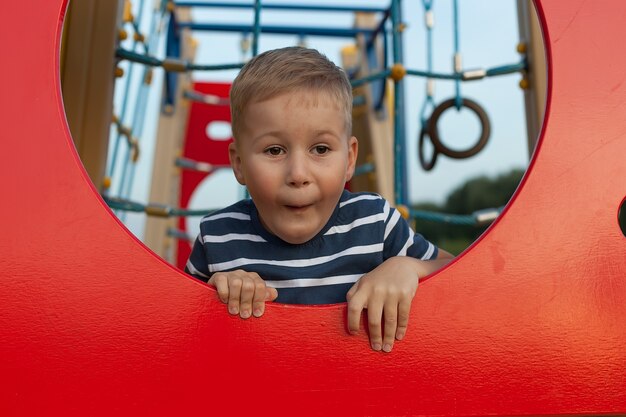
[444,168,525,214]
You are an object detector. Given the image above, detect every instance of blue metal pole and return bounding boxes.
[390,0,408,206]
[252,0,261,56]
[173,2,387,13]
[177,22,374,38]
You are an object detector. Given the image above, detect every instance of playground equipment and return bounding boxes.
[1,0,625,415]
[103,1,530,265]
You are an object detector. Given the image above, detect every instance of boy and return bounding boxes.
[186,47,454,352]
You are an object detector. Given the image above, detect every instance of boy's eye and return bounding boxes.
[313,145,330,155]
[265,146,284,156]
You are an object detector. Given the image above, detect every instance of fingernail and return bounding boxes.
[228,306,238,315]
[383,344,392,353]
[396,332,405,341]
[241,310,251,319]
[253,308,263,317]
[371,343,382,351]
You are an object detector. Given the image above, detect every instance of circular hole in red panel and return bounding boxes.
[617,198,626,236]
[60,1,547,302]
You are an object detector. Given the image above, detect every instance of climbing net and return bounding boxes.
[105,0,527,239]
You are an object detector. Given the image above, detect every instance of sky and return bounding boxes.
[109,0,533,240]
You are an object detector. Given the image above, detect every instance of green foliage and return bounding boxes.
[436,237,475,256]
[414,168,525,254]
[444,168,525,214]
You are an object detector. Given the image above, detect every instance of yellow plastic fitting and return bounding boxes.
[519,78,530,90]
[240,37,251,53]
[397,204,410,220]
[145,205,171,217]
[516,42,527,54]
[102,176,112,190]
[123,0,133,23]
[133,33,145,43]
[162,58,187,72]
[143,69,153,85]
[118,29,128,41]
[115,67,125,78]
[390,63,407,82]
[118,124,132,138]
[130,140,140,163]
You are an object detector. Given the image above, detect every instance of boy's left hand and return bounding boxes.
[346,257,419,353]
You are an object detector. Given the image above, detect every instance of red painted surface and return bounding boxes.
[1,1,625,415]
[177,82,232,268]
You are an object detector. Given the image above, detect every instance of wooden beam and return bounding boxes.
[61,0,122,188]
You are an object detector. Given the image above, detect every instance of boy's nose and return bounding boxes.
[285,154,311,187]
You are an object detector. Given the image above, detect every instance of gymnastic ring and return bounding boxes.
[418,127,438,171]
[427,98,491,159]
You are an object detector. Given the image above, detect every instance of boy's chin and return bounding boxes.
[274,228,319,245]
[278,234,314,245]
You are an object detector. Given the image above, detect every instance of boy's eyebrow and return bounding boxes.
[312,129,342,137]
[251,129,343,143]
[250,130,284,143]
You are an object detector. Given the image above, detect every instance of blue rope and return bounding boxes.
[121,9,165,202]
[120,71,151,201]
[117,1,166,220]
[252,0,261,56]
[420,0,436,127]
[103,195,499,227]
[110,0,148,222]
[411,209,474,226]
[106,0,147,193]
[103,195,218,217]
[350,69,391,88]
[453,0,462,110]
[406,61,526,80]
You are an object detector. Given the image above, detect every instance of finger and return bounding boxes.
[209,274,229,303]
[265,286,278,301]
[346,281,359,302]
[252,279,268,318]
[227,276,243,316]
[367,299,384,351]
[238,277,255,319]
[395,297,411,341]
[382,301,399,352]
[347,293,366,334]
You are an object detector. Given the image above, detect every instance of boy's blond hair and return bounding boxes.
[229,46,353,139]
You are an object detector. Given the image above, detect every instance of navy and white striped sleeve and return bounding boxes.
[184,233,211,282]
[382,203,438,261]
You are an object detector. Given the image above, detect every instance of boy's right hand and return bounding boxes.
[208,270,278,319]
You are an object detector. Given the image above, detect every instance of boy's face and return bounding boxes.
[229,90,358,244]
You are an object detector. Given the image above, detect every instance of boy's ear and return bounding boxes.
[228,141,246,185]
[345,136,359,182]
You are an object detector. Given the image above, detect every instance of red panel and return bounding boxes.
[178,82,232,268]
[0,1,625,416]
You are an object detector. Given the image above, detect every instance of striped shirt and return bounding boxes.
[185,190,438,304]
